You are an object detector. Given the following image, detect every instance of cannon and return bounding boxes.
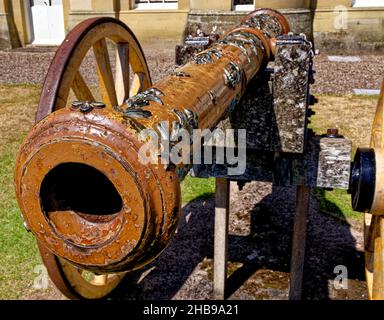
[12,8,383,300]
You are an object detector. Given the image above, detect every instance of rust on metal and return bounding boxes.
[14,10,290,275]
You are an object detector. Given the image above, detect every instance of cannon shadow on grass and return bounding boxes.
[112,184,366,300]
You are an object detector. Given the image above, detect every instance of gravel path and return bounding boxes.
[20,181,367,300]
[0,45,174,86]
[0,46,382,95]
[109,182,366,300]
[312,54,384,95]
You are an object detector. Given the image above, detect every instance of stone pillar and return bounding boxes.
[68,0,117,30]
[118,0,131,12]
[0,0,10,49]
[118,1,189,45]
[69,0,92,11]
[256,0,311,9]
[179,0,190,11]
[190,0,232,11]
[314,0,352,8]
[0,0,24,49]
[92,0,117,13]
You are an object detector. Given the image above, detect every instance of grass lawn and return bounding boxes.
[309,94,378,222]
[0,84,378,299]
[0,85,41,299]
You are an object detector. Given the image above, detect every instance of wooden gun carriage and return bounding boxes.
[13,8,384,300]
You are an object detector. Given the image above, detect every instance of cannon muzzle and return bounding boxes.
[15,106,181,272]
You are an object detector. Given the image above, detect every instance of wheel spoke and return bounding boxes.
[366,81,384,299]
[366,215,381,253]
[129,72,145,97]
[93,39,118,108]
[115,43,130,105]
[370,81,384,149]
[372,217,384,299]
[72,71,95,102]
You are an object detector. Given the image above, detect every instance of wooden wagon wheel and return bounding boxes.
[35,17,152,299]
[365,80,384,300]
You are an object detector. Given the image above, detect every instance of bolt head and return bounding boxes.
[71,101,105,113]
[79,102,94,114]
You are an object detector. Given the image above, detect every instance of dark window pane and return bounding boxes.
[234,0,254,4]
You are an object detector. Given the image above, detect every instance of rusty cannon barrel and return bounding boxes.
[14,9,290,296]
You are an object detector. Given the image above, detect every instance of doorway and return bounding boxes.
[29,0,65,45]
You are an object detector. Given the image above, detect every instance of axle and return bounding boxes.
[14,9,290,273]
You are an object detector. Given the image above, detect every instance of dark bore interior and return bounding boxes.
[40,163,123,216]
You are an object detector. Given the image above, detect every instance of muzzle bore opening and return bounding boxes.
[40,163,123,222]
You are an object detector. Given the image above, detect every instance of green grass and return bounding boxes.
[0,84,45,299]
[0,140,41,299]
[313,188,362,221]
[181,175,215,203]
[308,94,378,221]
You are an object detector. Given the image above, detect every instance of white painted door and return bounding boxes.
[30,0,65,45]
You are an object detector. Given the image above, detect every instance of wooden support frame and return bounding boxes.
[289,185,310,300]
[213,181,310,300]
[213,178,230,300]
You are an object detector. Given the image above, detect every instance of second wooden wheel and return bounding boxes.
[364,80,384,300]
[36,16,151,121]
[34,17,152,299]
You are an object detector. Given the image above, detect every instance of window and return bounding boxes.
[233,0,255,11]
[353,0,384,7]
[135,0,178,10]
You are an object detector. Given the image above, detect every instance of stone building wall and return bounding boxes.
[184,9,313,41]
[0,0,383,53]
